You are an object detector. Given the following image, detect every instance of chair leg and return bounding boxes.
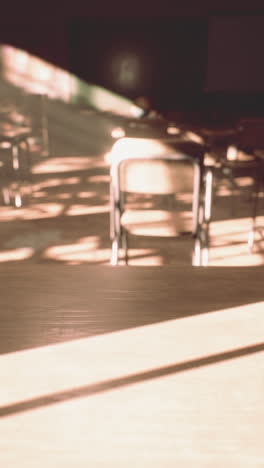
[111,238,120,266]
[12,138,33,207]
[12,143,20,172]
[199,166,214,266]
[21,138,32,180]
[121,229,128,265]
[192,237,201,266]
[11,143,23,208]
[193,221,209,267]
[201,228,209,267]
[2,187,11,205]
[248,165,262,252]
[204,167,214,225]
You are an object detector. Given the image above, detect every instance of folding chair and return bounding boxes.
[110,137,207,266]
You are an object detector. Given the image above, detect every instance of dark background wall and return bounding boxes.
[1,2,264,114]
[67,17,208,110]
[206,15,264,92]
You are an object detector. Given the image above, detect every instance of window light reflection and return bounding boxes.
[0,44,144,116]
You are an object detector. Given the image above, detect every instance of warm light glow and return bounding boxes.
[87,175,110,183]
[183,130,204,144]
[53,68,77,100]
[0,203,63,221]
[0,44,143,116]
[210,218,252,241]
[111,137,177,160]
[104,151,112,164]
[110,51,141,90]
[0,142,12,149]
[87,83,144,117]
[167,125,181,135]
[1,45,78,99]
[77,191,97,199]
[33,176,80,190]
[56,193,72,200]
[65,205,109,216]
[32,157,98,174]
[226,144,238,161]
[130,104,144,117]
[44,245,111,264]
[0,247,34,262]
[43,236,111,263]
[111,127,126,139]
[1,46,28,73]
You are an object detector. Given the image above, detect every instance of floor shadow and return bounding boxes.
[0,342,263,418]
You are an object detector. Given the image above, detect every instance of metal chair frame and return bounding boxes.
[201,144,262,258]
[0,92,49,207]
[0,129,32,207]
[110,138,207,266]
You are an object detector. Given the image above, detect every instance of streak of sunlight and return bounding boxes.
[32,157,102,174]
[0,301,263,408]
[0,203,63,221]
[0,247,34,262]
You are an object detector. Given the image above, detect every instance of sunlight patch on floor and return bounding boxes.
[0,203,63,221]
[65,204,109,216]
[43,236,110,263]
[0,247,34,262]
[87,174,110,183]
[32,157,103,174]
[33,177,80,191]
[0,300,263,408]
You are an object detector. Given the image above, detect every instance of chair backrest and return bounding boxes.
[110,137,199,195]
[120,159,194,194]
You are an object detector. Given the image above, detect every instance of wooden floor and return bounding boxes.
[0,264,263,467]
[0,96,264,466]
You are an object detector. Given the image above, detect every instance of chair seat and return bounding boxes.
[121,209,193,237]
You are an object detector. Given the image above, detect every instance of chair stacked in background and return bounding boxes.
[0,90,49,207]
[181,120,263,262]
[233,118,264,251]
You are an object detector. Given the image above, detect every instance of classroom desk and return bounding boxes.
[0,264,263,467]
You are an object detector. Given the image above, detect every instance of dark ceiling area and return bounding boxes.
[67,15,264,114]
[67,17,208,110]
[1,4,264,115]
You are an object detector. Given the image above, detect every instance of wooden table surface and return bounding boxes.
[0,264,263,467]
